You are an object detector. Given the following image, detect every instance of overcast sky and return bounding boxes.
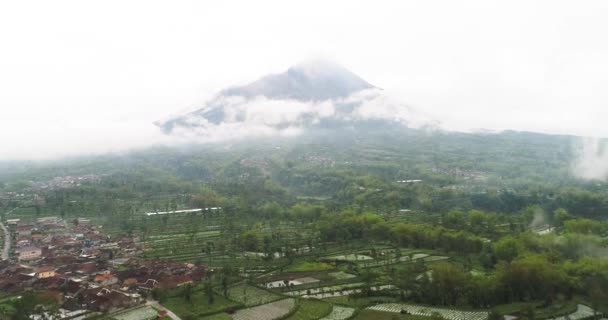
[1,0,607,160]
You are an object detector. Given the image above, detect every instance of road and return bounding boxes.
[0,208,16,260]
[0,221,10,260]
[146,300,182,320]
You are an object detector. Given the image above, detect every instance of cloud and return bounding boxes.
[0,117,178,161]
[572,137,608,181]
[345,89,439,128]
[165,89,438,142]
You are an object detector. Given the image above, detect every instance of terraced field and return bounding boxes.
[551,304,596,320]
[368,303,489,320]
[304,285,395,299]
[138,214,311,265]
[319,306,355,320]
[285,282,365,296]
[322,254,373,262]
[227,284,282,307]
[112,306,158,320]
[232,298,296,320]
[328,271,356,280]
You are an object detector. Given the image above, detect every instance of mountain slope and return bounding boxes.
[221,59,375,101]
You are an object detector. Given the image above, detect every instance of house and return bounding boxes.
[161,275,193,289]
[80,288,140,312]
[122,278,138,288]
[36,266,56,279]
[15,224,35,238]
[16,246,42,262]
[94,273,118,286]
[138,279,159,291]
[31,233,44,242]
[33,276,65,290]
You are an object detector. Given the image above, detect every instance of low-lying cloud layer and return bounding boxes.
[165,89,438,140]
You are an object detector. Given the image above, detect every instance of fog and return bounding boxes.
[573,138,608,181]
[1,0,608,160]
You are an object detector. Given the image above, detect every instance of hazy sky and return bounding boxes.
[1,0,607,160]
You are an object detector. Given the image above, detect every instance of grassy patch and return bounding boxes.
[284,299,332,320]
[286,262,334,272]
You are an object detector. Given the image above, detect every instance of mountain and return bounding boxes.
[220,59,375,101]
[158,59,437,136]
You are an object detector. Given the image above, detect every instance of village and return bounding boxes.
[0,215,207,320]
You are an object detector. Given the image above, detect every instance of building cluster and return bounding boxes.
[0,216,207,315]
[28,175,102,191]
[0,175,102,207]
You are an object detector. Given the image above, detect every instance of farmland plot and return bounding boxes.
[285,282,364,296]
[304,285,395,299]
[551,304,596,320]
[285,299,332,320]
[323,254,373,262]
[368,303,488,320]
[398,253,429,261]
[232,298,296,320]
[423,255,448,262]
[319,306,355,320]
[328,271,356,280]
[112,306,158,320]
[227,284,282,307]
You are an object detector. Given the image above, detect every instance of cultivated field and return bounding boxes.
[368,303,489,320]
[226,284,282,307]
[232,298,296,320]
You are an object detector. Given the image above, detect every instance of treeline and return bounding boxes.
[398,225,608,309]
[403,254,608,310]
[318,212,484,254]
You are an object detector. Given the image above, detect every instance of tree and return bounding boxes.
[221,276,229,297]
[183,284,193,303]
[422,263,471,305]
[492,236,522,263]
[205,281,214,304]
[488,309,502,320]
[240,230,260,251]
[525,305,535,320]
[11,292,37,320]
[152,288,168,304]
